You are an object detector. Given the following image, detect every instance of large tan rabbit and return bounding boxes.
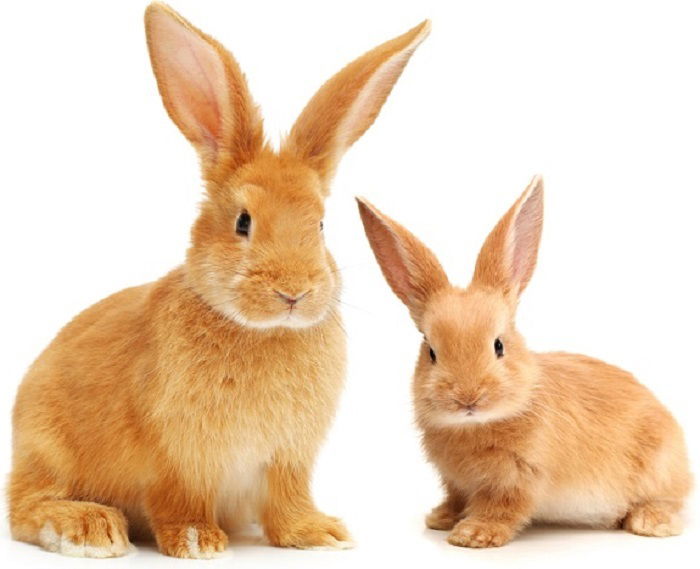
[356,176,691,547]
[8,2,430,559]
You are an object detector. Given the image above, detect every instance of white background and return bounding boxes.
[0,1,698,567]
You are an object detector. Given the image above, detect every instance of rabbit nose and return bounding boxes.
[457,402,477,415]
[453,397,481,415]
[275,290,309,306]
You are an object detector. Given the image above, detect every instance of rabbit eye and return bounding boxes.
[494,337,504,358]
[429,346,437,364]
[236,211,251,237]
[320,220,324,232]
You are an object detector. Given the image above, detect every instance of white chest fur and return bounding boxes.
[533,485,628,527]
[215,444,271,533]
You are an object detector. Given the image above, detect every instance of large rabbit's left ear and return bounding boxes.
[472,176,544,301]
[283,21,431,194]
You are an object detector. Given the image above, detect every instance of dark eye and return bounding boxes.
[236,211,251,237]
[494,337,504,358]
[320,220,324,232]
[429,346,437,364]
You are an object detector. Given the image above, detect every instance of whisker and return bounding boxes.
[328,309,347,337]
[332,296,371,314]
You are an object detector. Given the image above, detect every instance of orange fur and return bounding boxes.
[357,176,691,548]
[9,2,430,559]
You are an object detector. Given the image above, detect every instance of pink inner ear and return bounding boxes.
[511,186,543,291]
[362,209,413,301]
[149,11,227,147]
[168,34,222,142]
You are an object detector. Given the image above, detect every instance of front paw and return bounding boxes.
[426,502,462,530]
[155,522,228,559]
[447,519,515,548]
[267,513,353,550]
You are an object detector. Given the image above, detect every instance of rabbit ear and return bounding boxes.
[284,21,431,194]
[473,176,544,300]
[145,3,263,178]
[357,198,449,324]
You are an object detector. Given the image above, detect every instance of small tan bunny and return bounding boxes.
[356,176,691,547]
[9,2,430,559]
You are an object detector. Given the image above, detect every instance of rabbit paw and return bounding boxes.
[268,513,353,550]
[426,502,462,530]
[624,502,683,537]
[36,502,131,558]
[447,519,514,548]
[155,522,228,559]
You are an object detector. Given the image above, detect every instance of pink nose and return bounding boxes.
[454,398,480,415]
[275,290,309,306]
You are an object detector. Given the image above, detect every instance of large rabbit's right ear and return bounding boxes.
[357,198,449,325]
[472,176,544,303]
[145,3,263,179]
[284,21,431,194]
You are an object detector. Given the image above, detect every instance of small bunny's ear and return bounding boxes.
[473,176,544,300]
[357,198,448,325]
[145,3,263,178]
[284,21,431,194]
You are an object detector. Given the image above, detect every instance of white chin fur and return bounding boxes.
[430,409,509,426]
[217,302,329,330]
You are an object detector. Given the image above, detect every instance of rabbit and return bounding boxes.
[356,176,691,548]
[8,2,431,559]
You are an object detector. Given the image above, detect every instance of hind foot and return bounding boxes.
[32,501,131,557]
[426,501,463,531]
[624,501,683,537]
